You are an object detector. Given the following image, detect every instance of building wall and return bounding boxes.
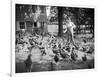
[16,21,26,31]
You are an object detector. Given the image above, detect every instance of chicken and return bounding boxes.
[71,50,77,61]
[82,55,87,62]
[52,49,59,55]
[39,47,46,56]
[54,55,59,63]
[59,49,67,59]
[24,54,32,72]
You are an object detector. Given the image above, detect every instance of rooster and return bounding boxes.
[71,49,77,61]
[24,54,33,72]
[54,55,59,63]
[82,55,87,62]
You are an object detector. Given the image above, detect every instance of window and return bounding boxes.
[20,22,25,29]
[34,22,37,27]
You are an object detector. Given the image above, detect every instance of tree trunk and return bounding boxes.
[57,7,63,37]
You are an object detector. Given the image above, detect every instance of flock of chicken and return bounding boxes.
[15,32,94,71]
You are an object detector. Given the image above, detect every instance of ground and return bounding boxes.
[16,59,94,73]
[15,30,94,73]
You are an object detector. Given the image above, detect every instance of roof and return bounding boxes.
[24,17,34,22]
[24,14,48,23]
[37,14,48,22]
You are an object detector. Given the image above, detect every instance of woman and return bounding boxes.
[64,18,76,43]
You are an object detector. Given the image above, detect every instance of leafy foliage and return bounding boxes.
[49,6,94,25]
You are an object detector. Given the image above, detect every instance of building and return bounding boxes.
[16,5,48,35]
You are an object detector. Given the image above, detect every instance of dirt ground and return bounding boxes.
[16,59,94,73]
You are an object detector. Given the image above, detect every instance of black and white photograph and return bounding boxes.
[15,4,94,73]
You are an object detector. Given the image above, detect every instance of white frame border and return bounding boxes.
[11,0,96,77]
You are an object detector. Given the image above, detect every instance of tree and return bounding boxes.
[49,6,94,36]
[57,7,64,37]
[49,6,58,23]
